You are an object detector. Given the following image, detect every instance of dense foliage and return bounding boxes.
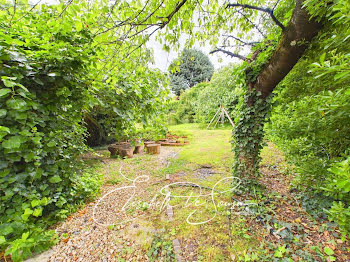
[323,157,350,238]
[266,0,350,237]
[195,65,243,124]
[0,5,100,259]
[168,48,214,96]
[167,64,243,125]
[167,83,204,125]
[0,1,168,260]
[85,61,168,146]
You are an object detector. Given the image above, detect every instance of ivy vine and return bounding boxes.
[232,40,276,179]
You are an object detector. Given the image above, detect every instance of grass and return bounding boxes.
[156,124,253,260]
[168,123,234,169]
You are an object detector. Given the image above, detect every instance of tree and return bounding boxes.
[225,1,322,178]
[168,49,214,96]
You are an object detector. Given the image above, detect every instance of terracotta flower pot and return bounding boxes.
[108,144,119,156]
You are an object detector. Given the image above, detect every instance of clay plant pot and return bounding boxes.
[133,145,144,154]
[144,141,155,147]
[108,144,120,157]
[146,143,161,155]
[119,146,134,158]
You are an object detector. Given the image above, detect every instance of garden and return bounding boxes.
[0,0,349,261]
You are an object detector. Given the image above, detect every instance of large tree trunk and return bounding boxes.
[234,0,323,178]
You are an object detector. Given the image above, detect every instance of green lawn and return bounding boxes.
[168,123,234,169]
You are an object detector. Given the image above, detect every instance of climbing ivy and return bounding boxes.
[231,39,277,179]
[0,4,100,260]
[232,89,273,179]
[245,40,279,83]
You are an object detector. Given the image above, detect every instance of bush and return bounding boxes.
[0,3,117,260]
[166,83,205,125]
[195,64,244,124]
[266,10,350,189]
[266,1,350,235]
[167,64,244,126]
[0,6,97,260]
[321,157,350,238]
[85,65,169,146]
[268,88,350,189]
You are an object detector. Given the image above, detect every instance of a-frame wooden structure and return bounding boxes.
[207,105,235,129]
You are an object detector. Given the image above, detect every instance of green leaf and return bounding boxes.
[47,140,56,147]
[0,126,10,141]
[32,208,42,217]
[324,246,334,256]
[0,169,10,178]
[334,71,348,80]
[31,199,41,208]
[6,99,27,110]
[41,197,49,205]
[0,109,7,118]
[0,88,11,97]
[0,236,5,245]
[1,226,13,236]
[1,78,16,88]
[2,136,22,149]
[75,21,83,31]
[49,175,62,183]
[21,208,33,221]
[22,232,29,240]
[319,53,326,63]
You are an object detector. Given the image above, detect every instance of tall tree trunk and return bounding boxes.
[233,0,323,179]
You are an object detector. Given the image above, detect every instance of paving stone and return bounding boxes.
[166,205,174,221]
[172,239,183,262]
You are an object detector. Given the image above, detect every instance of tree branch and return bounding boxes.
[223,35,260,46]
[210,48,247,61]
[57,0,74,18]
[160,0,187,28]
[7,0,17,28]
[227,3,285,31]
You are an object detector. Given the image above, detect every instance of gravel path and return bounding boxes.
[25,147,180,262]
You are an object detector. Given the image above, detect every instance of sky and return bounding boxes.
[147,35,239,72]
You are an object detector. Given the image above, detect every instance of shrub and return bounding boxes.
[166,83,205,125]
[266,1,350,234]
[321,157,350,238]
[167,64,244,126]
[195,64,244,124]
[268,88,350,189]
[0,3,101,260]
